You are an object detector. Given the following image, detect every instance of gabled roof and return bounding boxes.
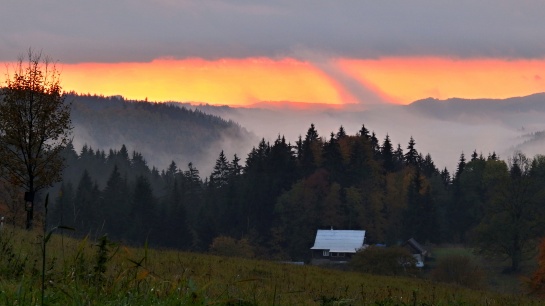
[310,229,366,253]
[404,238,427,255]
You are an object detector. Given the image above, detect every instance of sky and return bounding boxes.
[2,1,545,106]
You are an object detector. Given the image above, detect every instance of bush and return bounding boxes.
[431,254,485,289]
[350,246,417,276]
[526,237,545,296]
[209,236,254,258]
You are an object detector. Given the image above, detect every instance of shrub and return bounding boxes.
[526,237,545,296]
[350,246,417,276]
[209,236,254,258]
[431,254,485,289]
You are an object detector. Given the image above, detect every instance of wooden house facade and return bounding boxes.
[310,229,366,264]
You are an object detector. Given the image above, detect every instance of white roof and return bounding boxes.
[310,230,366,253]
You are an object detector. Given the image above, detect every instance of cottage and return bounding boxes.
[403,238,428,268]
[310,229,366,264]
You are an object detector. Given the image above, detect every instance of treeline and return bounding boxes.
[48,124,545,270]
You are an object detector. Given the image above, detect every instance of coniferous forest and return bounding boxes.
[33,122,545,273]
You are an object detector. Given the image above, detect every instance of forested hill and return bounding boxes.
[68,93,258,172]
[406,92,545,120]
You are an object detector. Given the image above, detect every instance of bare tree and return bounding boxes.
[0,49,72,229]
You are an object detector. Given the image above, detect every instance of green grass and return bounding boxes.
[0,227,541,305]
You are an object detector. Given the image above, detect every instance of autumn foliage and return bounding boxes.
[527,237,545,296]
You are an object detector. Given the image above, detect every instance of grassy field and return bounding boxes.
[428,245,538,295]
[0,227,541,305]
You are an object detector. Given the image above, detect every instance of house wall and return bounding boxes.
[311,250,354,263]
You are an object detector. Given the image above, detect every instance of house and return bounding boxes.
[310,229,366,264]
[403,238,428,268]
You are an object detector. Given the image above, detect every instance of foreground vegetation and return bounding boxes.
[0,226,540,305]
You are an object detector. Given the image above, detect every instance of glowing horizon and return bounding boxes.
[2,56,545,107]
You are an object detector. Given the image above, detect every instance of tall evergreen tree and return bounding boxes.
[299,124,321,175]
[455,153,466,181]
[370,132,380,157]
[73,170,100,235]
[404,137,419,166]
[130,175,157,243]
[440,167,451,186]
[322,132,344,183]
[358,124,370,140]
[210,150,230,188]
[421,153,438,177]
[101,165,130,239]
[381,134,395,172]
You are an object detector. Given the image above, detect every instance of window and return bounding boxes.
[322,250,330,257]
[331,252,346,257]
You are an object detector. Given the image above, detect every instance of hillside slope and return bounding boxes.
[69,94,258,173]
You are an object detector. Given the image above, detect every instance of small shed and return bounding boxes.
[310,229,366,264]
[403,238,428,268]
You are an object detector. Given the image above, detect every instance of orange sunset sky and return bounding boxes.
[2,56,542,108]
[51,57,545,107]
[2,1,545,107]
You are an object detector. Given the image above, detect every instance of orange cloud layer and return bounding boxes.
[2,57,545,106]
[337,57,545,103]
[58,58,346,106]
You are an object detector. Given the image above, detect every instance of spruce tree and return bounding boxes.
[210,150,230,188]
[381,134,394,172]
[404,137,419,166]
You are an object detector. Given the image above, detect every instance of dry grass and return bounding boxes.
[0,227,541,305]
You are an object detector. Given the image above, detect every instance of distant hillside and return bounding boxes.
[405,93,545,159]
[407,93,545,124]
[69,94,258,172]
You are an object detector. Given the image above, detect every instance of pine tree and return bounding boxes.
[381,134,394,172]
[164,161,178,188]
[370,132,380,157]
[230,154,242,177]
[440,167,451,186]
[50,182,75,228]
[101,165,129,239]
[299,124,321,175]
[74,170,100,234]
[404,137,419,166]
[393,143,404,171]
[455,153,466,181]
[210,150,230,188]
[336,125,347,139]
[421,153,438,177]
[130,175,157,243]
[358,124,370,140]
[471,150,479,161]
[322,133,344,183]
[347,135,373,186]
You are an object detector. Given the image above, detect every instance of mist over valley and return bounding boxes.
[185,93,545,173]
[67,92,545,175]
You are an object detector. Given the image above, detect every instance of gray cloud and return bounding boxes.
[2,1,545,62]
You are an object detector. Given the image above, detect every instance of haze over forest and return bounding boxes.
[70,92,545,175]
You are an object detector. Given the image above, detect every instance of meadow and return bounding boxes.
[0,226,540,305]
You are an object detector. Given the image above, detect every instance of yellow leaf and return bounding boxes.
[136,270,149,281]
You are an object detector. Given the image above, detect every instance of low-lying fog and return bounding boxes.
[192,93,545,173]
[69,93,545,176]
